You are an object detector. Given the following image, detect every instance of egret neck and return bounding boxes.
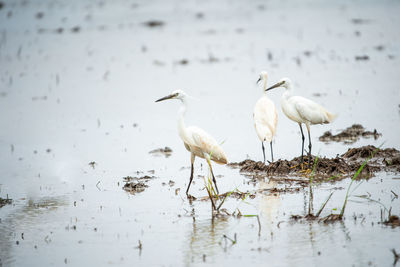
[263,78,268,95]
[177,98,188,141]
[281,81,293,100]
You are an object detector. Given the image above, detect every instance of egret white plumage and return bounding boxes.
[254,71,278,163]
[266,78,337,165]
[155,90,227,196]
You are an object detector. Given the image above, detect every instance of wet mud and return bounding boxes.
[319,124,381,143]
[0,196,12,208]
[228,145,400,183]
[122,175,155,195]
[149,147,173,157]
[384,215,400,228]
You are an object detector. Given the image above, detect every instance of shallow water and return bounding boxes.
[0,0,400,266]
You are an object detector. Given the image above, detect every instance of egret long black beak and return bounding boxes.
[256,77,261,84]
[266,81,284,91]
[155,93,178,102]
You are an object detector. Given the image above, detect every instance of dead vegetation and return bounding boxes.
[383,215,400,228]
[122,176,155,195]
[228,145,400,183]
[319,124,381,143]
[149,147,173,157]
[0,196,12,208]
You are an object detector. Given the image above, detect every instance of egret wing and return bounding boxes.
[253,97,278,142]
[187,126,228,164]
[294,96,330,124]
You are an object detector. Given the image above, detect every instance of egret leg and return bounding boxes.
[206,158,219,195]
[261,141,266,163]
[186,153,196,196]
[299,123,305,166]
[270,141,274,163]
[306,123,312,165]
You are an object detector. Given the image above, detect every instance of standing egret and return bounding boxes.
[254,71,278,163]
[266,78,337,166]
[155,90,227,196]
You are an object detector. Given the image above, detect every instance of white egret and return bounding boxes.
[266,78,337,165]
[155,90,228,196]
[254,71,278,163]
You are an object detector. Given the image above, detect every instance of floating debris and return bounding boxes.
[123,182,148,194]
[0,196,12,208]
[71,26,81,33]
[351,18,371,24]
[319,124,381,144]
[36,12,44,19]
[149,147,172,157]
[176,59,189,65]
[355,55,369,61]
[143,20,165,28]
[383,215,400,228]
[122,175,155,195]
[123,175,154,183]
[88,161,97,169]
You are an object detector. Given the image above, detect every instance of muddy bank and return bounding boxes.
[122,175,155,194]
[228,145,400,183]
[319,124,381,143]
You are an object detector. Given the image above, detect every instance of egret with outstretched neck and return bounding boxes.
[155,90,227,196]
[254,71,278,163]
[266,78,336,166]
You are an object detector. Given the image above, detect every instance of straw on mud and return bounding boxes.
[340,146,380,217]
[241,192,251,201]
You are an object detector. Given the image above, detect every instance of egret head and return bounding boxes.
[256,71,268,84]
[266,77,292,91]
[155,89,187,103]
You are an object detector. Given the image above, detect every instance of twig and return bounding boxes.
[316,192,334,217]
[222,234,236,245]
[216,187,238,211]
[96,181,101,191]
[392,249,399,266]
